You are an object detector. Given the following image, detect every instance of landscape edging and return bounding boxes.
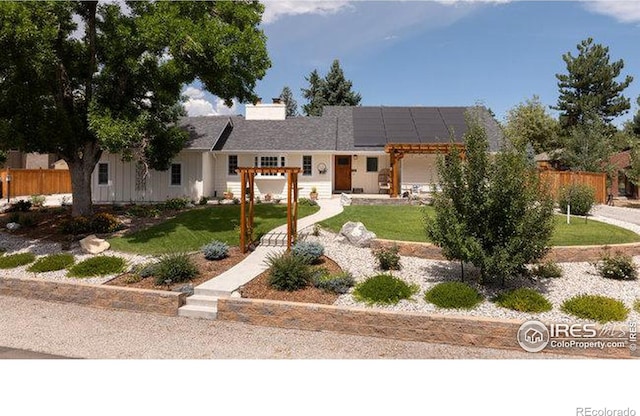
[217,297,633,359]
[0,276,186,316]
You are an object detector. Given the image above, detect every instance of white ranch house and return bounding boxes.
[91,102,502,203]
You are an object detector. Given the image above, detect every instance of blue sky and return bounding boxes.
[183,1,640,126]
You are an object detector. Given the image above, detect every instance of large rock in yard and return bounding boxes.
[339,221,376,248]
[6,222,20,231]
[80,234,110,254]
[340,193,352,206]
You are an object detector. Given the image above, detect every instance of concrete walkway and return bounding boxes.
[592,204,640,226]
[178,197,344,318]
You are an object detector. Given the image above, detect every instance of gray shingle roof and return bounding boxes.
[180,116,232,150]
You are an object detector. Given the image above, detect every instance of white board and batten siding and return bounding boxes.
[214,152,333,200]
[400,154,440,192]
[92,151,205,203]
[350,153,390,194]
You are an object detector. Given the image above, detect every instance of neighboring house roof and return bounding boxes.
[609,150,631,170]
[178,105,503,152]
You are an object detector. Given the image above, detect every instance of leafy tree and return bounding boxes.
[553,38,633,130]
[426,110,555,285]
[0,1,270,216]
[279,86,298,117]
[560,110,613,172]
[504,95,560,153]
[301,59,361,116]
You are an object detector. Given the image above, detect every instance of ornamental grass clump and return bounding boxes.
[0,252,36,269]
[424,281,484,310]
[561,294,629,323]
[153,253,198,285]
[27,253,75,273]
[353,274,418,305]
[494,288,552,313]
[266,251,313,291]
[68,256,126,278]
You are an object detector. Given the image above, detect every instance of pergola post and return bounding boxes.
[239,170,247,252]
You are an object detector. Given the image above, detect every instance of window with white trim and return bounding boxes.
[228,155,238,176]
[302,155,312,176]
[170,163,182,186]
[366,157,379,173]
[255,155,286,176]
[97,163,109,185]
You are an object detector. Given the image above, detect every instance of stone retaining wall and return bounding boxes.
[217,298,632,358]
[371,239,640,263]
[0,277,186,315]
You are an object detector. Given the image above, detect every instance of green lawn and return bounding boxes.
[319,205,640,246]
[109,204,319,255]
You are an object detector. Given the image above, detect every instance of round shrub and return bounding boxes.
[353,274,418,305]
[60,216,91,235]
[596,251,637,281]
[373,244,401,271]
[153,253,199,285]
[634,299,640,314]
[90,212,122,233]
[532,261,563,279]
[160,197,190,211]
[202,240,229,260]
[0,252,36,269]
[561,294,629,323]
[297,198,318,207]
[68,256,127,278]
[494,288,552,313]
[27,253,75,273]
[424,281,483,310]
[312,270,355,294]
[292,241,324,264]
[266,251,312,291]
[558,184,596,216]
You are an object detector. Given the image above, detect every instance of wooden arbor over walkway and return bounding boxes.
[236,167,301,253]
[384,143,466,197]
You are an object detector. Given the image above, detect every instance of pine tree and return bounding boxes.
[301,70,326,117]
[553,38,633,130]
[301,60,361,116]
[279,86,298,117]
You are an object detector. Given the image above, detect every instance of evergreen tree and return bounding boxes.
[553,38,633,130]
[504,95,560,153]
[279,86,298,117]
[561,110,613,172]
[631,96,640,137]
[301,59,361,116]
[426,109,555,285]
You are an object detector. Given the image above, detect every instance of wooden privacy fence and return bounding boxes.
[0,168,72,199]
[539,170,607,204]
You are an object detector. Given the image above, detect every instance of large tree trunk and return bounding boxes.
[66,141,102,217]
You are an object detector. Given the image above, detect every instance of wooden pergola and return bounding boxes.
[236,167,301,253]
[384,143,466,197]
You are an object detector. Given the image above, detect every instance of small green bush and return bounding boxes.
[153,253,198,285]
[424,281,484,310]
[122,274,142,284]
[161,197,190,211]
[353,274,418,305]
[532,261,563,279]
[373,244,401,271]
[266,251,313,291]
[202,240,229,260]
[27,253,75,273]
[634,299,640,314]
[29,194,46,208]
[312,224,321,237]
[558,184,596,216]
[292,241,324,264]
[561,294,629,323]
[0,252,36,269]
[126,205,160,218]
[90,212,122,233]
[60,216,92,235]
[297,198,318,207]
[7,200,32,212]
[199,196,209,205]
[129,262,158,278]
[596,251,638,281]
[18,213,37,228]
[312,270,355,294]
[494,288,553,313]
[68,256,127,278]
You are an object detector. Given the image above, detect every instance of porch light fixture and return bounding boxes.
[317,163,327,174]
[353,155,358,160]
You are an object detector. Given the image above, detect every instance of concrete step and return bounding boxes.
[194,287,233,298]
[178,304,217,320]
[185,294,218,308]
[260,232,287,247]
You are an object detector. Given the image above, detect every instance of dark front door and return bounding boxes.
[334,155,352,191]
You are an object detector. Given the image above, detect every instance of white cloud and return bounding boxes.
[584,1,640,23]
[262,0,353,24]
[183,88,238,117]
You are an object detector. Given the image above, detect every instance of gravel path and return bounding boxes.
[0,295,573,359]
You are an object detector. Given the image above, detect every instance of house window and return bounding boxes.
[170,163,182,186]
[302,155,312,176]
[228,155,238,176]
[366,157,378,173]
[256,155,286,176]
[97,163,109,185]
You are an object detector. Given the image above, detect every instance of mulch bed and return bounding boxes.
[105,248,249,291]
[240,255,343,305]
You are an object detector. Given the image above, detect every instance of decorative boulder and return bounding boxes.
[339,221,376,248]
[6,222,20,231]
[80,234,110,254]
[340,193,352,206]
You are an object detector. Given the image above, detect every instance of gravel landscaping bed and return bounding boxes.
[304,228,640,325]
[0,232,150,285]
